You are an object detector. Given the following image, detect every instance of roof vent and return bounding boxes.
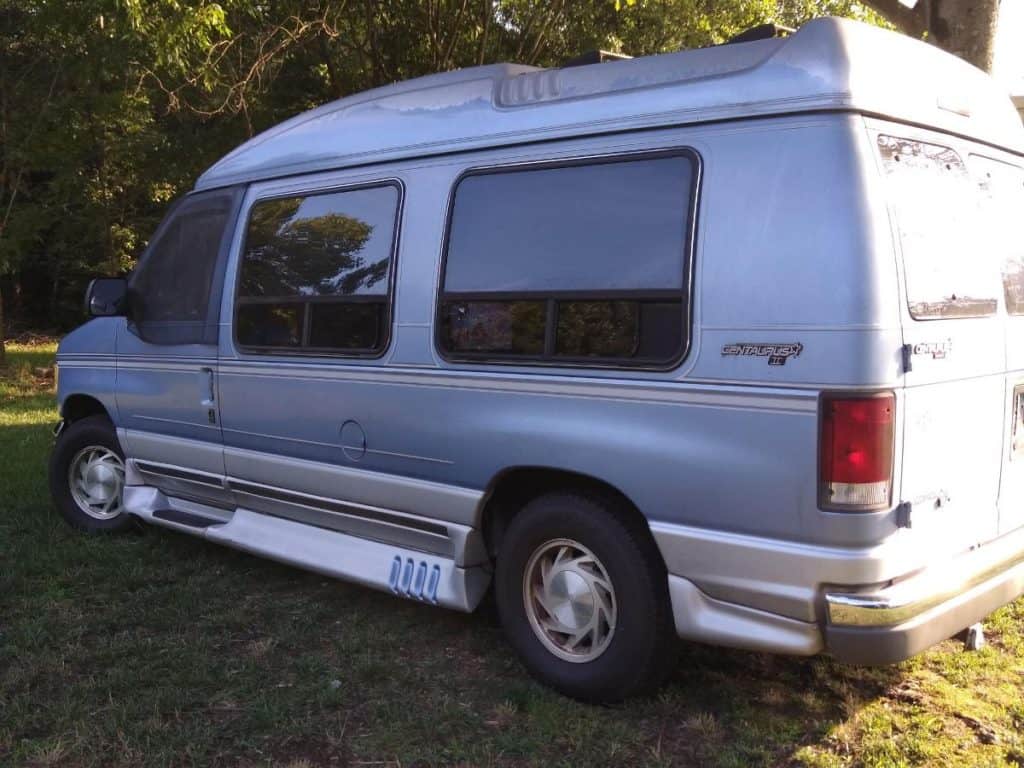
[724,23,794,45]
[562,50,633,68]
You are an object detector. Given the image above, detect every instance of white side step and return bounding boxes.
[124,486,490,612]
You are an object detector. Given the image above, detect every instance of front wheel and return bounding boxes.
[49,414,132,533]
[495,491,676,701]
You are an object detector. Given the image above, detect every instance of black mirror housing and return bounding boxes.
[85,277,129,317]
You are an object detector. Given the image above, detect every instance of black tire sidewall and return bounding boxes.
[495,492,672,702]
[49,415,131,533]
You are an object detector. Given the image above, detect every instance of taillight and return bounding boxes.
[819,393,895,510]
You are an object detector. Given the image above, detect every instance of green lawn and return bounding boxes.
[1,342,1023,767]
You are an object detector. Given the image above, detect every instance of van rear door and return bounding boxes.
[874,129,1005,550]
[970,153,1024,536]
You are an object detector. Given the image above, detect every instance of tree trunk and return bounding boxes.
[861,0,1001,72]
[930,0,1001,72]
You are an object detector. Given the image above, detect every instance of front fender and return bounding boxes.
[55,317,120,423]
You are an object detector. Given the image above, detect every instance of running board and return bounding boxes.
[152,509,222,528]
[123,486,490,612]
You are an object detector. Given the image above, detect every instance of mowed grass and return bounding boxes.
[1,342,1023,768]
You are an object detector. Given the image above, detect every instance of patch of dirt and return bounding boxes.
[886,681,927,706]
[953,713,1000,745]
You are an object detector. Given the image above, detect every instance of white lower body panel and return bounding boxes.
[123,485,491,612]
[668,575,822,656]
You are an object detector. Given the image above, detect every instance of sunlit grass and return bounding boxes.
[1,342,1023,767]
[0,341,58,420]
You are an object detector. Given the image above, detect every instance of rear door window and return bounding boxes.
[235,183,400,355]
[438,151,698,367]
[968,155,1024,315]
[878,135,999,320]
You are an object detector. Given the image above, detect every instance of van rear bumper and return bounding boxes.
[824,536,1024,664]
[651,520,1024,662]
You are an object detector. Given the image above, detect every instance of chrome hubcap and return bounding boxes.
[68,446,125,520]
[523,538,617,663]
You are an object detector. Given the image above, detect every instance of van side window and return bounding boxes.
[438,152,697,366]
[969,155,1024,315]
[235,183,400,354]
[129,189,238,345]
[878,136,999,320]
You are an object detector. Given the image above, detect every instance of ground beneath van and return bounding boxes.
[2,341,1023,768]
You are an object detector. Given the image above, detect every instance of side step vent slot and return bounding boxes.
[389,555,441,604]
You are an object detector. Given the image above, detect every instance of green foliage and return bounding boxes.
[0,0,884,331]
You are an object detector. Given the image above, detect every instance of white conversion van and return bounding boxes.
[51,18,1024,701]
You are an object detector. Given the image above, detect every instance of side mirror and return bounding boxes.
[85,278,129,317]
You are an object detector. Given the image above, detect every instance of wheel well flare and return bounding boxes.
[61,394,110,424]
[480,467,658,562]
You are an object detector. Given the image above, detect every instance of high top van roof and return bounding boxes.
[195,16,1024,191]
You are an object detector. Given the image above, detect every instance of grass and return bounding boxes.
[1,341,1023,767]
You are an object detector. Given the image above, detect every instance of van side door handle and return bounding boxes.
[200,367,216,407]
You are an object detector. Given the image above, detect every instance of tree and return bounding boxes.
[0,0,894,352]
[860,0,1001,71]
[0,0,234,356]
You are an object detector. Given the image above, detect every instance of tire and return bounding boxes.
[49,414,132,533]
[495,491,676,702]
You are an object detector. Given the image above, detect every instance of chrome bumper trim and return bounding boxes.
[826,533,1024,627]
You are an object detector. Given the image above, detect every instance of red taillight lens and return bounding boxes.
[820,393,894,510]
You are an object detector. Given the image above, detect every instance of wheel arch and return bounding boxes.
[478,465,664,566]
[60,393,113,425]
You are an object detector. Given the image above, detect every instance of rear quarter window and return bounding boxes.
[437,150,698,368]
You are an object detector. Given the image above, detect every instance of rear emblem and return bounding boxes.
[721,342,803,366]
[912,339,952,360]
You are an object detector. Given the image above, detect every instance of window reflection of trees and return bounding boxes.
[557,301,640,358]
[444,301,546,354]
[234,187,397,353]
[240,197,387,298]
[443,299,658,360]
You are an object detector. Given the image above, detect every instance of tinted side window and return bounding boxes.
[439,152,696,366]
[235,184,400,354]
[129,189,237,345]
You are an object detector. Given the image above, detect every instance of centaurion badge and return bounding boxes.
[721,342,803,367]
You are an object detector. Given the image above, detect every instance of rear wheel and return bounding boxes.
[49,415,131,533]
[495,491,676,701]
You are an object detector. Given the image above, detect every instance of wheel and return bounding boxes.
[49,414,132,533]
[495,491,676,702]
